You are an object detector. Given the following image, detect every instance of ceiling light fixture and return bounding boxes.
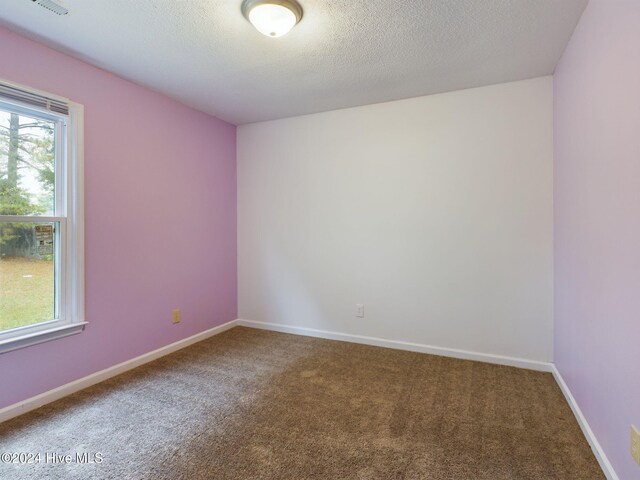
[241,0,303,38]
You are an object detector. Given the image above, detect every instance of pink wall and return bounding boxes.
[554,1,640,478]
[0,26,237,409]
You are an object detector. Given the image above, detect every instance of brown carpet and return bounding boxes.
[0,327,603,479]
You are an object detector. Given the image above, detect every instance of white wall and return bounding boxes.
[238,76,553,362]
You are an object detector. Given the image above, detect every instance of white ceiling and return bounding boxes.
[0,0,587,125]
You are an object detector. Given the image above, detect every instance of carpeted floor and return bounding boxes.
[0,327,603,479]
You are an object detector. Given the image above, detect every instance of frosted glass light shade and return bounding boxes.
[242,0,303,38]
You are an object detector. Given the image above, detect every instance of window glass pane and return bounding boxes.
[0,221,57,332]
[0,108,56,216]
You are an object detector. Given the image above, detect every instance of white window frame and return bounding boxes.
[0,79,85,354]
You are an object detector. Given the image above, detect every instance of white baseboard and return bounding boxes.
[0,319,239,424]
[237,319,553,372]
[551,366,619,480]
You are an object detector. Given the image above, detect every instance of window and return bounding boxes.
[0,79,84,353]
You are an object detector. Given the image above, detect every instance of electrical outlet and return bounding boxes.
[356,304,364,318]
[632,425,640,465]
[172,309,181,324]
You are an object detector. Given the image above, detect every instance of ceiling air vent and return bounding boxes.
[32,0,69,16]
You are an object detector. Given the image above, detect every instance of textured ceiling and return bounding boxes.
[0,0,587,125]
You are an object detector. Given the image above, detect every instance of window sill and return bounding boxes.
[0,322,88,354]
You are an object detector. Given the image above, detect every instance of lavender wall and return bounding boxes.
[554,1,640,478]
[0,27,237,409]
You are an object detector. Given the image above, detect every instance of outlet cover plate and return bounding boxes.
[632,425,640,465]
